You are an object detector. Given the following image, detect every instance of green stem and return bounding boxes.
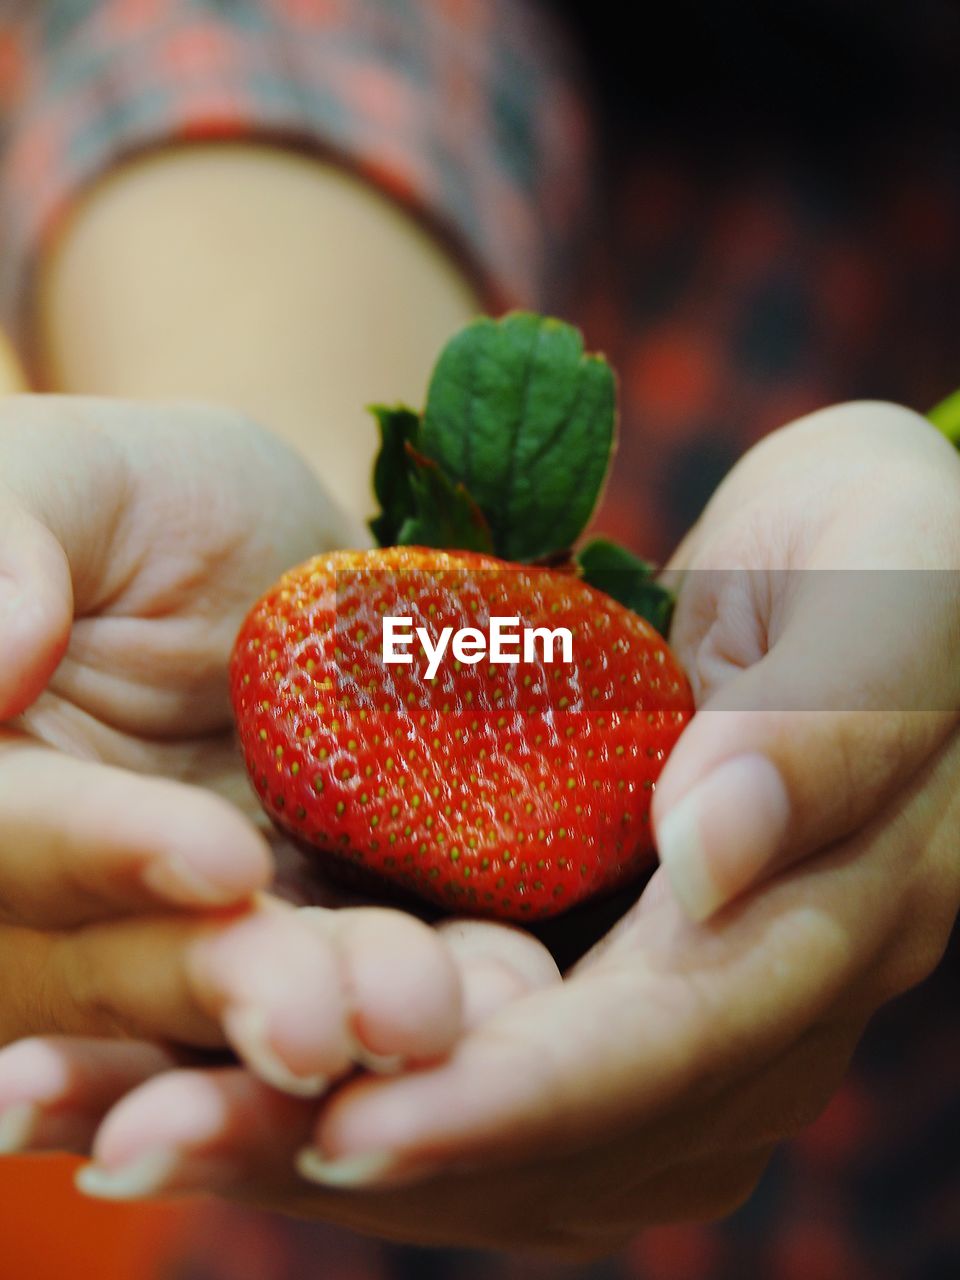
[928,389,960,449]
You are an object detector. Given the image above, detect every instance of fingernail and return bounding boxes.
[656,754,791,922]
[346,1033,404,1076]
[224,1005,329,1098]
[75,1151,179,1201]
[142,853,247,908]
[0,1103,38,1154]
[191,913,349,1091]
[295,1147,398,1188]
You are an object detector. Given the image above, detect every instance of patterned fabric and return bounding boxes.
[0,0,592,340]
[578,139,960,560]
[0,2,958,1279]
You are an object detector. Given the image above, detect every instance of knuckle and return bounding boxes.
[48,933,132,1039]
[47,865,114,929]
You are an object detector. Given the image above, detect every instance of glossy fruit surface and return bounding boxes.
[231,546,693,920]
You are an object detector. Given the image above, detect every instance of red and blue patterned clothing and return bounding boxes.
[0,3,957,1277]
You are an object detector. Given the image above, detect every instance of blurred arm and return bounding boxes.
[35,143,480,521]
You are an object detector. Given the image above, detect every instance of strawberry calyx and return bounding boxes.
[368,311,676,636]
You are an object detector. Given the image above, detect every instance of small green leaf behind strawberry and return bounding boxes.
[365,312,675,635]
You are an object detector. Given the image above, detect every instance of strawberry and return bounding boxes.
[231,312,695,920]
[231,546,692,919]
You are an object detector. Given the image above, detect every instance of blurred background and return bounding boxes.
[1,1,959,1277]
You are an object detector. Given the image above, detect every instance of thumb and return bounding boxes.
[652,568,959,921]
[0,492,73,718]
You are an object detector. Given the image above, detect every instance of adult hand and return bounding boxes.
[6,403,958,1259]
[0,398,534,1106]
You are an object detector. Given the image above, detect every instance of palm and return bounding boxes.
[3,400,361,896]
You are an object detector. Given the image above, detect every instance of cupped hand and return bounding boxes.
[0,398,550,1091]
[67,706,948,1251]
[0,395,302,1049]
[652,399,960,921]
[7,401,959,1259]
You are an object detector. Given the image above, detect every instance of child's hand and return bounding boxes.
[0,399,553,1104]
[0,910,557,1181]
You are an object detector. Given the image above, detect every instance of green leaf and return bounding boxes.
[576,537,675,638]
[928,388,960,449]
[396,445,494,553]
[421,312,617,562]
[368,405,422,546]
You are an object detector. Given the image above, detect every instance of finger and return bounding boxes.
[300,908,463,1069]
[190,901,468,1094]
[73,1063,772,1242]
[434,918,561,1028]
[653,568,959,921]
[76,1068,314,1201]
[0,397,362,740]
[195,904,467,1087]
[0,1037,176,1156]
[0,736,273,926]
[653,402,960,921]
[7,899,463,1098]
[0,898,337,1067]
[297,800,913,1188]
[0,492,72,718]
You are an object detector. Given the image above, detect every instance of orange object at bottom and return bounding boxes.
[0,1156,194,1280]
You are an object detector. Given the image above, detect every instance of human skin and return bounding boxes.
[0,145,545,1080]
[1,400,956,1258]
[1,147,957,1252]
[35,143,481,520]
[0,400,557,1104]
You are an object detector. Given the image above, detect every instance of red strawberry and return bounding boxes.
[230,546,693,921]
[232,312,696,919]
